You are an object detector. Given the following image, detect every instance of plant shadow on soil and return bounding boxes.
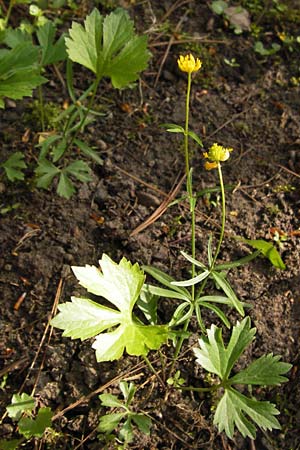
[0,1,300,449]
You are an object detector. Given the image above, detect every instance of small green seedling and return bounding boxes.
[98,381,152,446]
[193,318,292,439]
[0,393,53,450]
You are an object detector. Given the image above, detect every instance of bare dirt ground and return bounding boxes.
[0,1,300,449]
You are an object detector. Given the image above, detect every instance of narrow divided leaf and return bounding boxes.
[230,354,292,386]
[194,317,291,440]
[194,317,255,380]
[211,271,244,316]
[214,388,281,440]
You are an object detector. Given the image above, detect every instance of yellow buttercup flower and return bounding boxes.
[204,143,233,170]
[178,53,202,73]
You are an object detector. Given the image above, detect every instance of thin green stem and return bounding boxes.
[211,163,226,267]
[4,0,14,27]
[175,383,221,393]
[66,77,101,150]
[38,85,45,132]
[143,355,165,387]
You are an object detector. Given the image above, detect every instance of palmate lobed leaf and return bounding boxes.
[65,8,150,88]
[194,318,291,440]
[230,353,292,386]
[214,387,280,440]
[51,255,168,362]
[0,42,47,107]
[194,317,255,380]
[18,407,53,439]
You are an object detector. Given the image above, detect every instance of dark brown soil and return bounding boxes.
[0,1,300,449]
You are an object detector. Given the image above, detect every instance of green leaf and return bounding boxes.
[214,387,281,439]
[51,137,67,162]
[143,265,190,297]
[137,286,159,325]
[187,130,203,147]
[230,354,292,386]
[18,407,53,439]
[74,138,104,165]
[172,270,209,287]
[99,393,126,409]
[35,159,60,189]
[210,271,245,316]
[161,123,185,133]
[214,250,261,270]
[0,42,47,106]
[119,417,133,443]
[6,393,35,420]
[1,152,26,181]
[194,317,255,380]
[131,414,151,434]
[198,301,231,328]
[0,439,23,450]
[244,239,286,269]
[65,160,92,182]
[180,251,208,270]
[65,8,150,88]
[98,412,126,434]
[36,21,67,66]
[57,172,75,198]
[51,255,168,362]
[211,0,228,15]
[144,285,189,301]
[4,29,32,48]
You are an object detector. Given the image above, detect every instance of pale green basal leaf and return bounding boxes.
[6,393,35,420]
[214,388,280,440]
[51,296,122,340]
[211,271,244,316]
[52,255,168,362]
[92,322,167,362]
[72,254,145,311]
[229,354,292,386]
[194,317,255,380]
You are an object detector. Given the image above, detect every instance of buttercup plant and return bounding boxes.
[51,53,291,441]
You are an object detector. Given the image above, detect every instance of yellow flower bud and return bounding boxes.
[178,53,202,73]
[204,143,233,170]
